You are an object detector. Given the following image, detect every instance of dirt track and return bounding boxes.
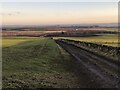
[56,40,119,88]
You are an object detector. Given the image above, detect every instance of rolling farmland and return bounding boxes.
[1,1,119,89]
[2,29,119,89]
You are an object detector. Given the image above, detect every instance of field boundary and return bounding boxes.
[55,39,120,66]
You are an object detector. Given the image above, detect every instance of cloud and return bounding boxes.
[0,11,21,16]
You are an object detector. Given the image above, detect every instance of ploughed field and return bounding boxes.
[2,36,119,89]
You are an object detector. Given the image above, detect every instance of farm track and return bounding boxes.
[55,40,120,88]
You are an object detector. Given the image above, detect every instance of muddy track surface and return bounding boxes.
[56,40,120,88]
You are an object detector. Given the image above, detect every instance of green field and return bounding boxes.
[2,37,39,47]
[54,34,119,47]
[2,37,81,89]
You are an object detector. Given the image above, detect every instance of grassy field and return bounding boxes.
[2,37,38,47]
[54,34,119,47]
[2,37,82,89]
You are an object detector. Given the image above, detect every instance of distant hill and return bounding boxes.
[2,23,118,28]
[60,23,118,27]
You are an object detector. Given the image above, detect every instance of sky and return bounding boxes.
[1,2,118,25]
